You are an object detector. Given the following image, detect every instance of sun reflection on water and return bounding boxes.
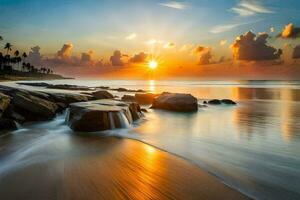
[148,80,156,93]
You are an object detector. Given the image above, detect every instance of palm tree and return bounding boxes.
[14,50,19,57]
[14,50,21,71]
[22,62,26,72]
[22,52,27,63]
[4,43,12,55]
[0,36,3,42]
[0,53,3,70]
[26,63,31,72]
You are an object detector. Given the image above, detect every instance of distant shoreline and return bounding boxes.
[0,73,72,82]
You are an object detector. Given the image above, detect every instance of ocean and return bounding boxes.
[2,79,300,199]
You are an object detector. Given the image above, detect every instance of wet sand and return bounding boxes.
[0,133,250,200]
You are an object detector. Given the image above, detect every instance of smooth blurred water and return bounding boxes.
[2,79,300,199]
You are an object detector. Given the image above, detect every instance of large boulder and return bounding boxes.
[66,99,142,132]
[11,92,58,120]
[135,93,158,104]
[0,92,10,117]
[92,90,114,100]
[151,92,198,112]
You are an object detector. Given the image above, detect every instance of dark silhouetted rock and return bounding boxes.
[66,100,142,132]
[203,101,207,104]
[111,88,146,93]
[221,99,237,105]
[151,92,198,112]
[208,99,222,105]
[0,118,17,133]
[17,82,50,87]
[92,90,114,100]
[121,95,136,102]
[135,93,158,104]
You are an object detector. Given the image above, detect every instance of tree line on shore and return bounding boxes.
[0,35,53,75]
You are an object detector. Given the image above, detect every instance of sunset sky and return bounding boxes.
[1,0,300,79]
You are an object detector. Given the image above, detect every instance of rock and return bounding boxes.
[18,82,91,91]
[92,90,114,99]
[66,99,142,132]
[17,82,50,87]
[0,118,17,133]
[208,99,222,105]
[221,99,237,105]
[111,88,146,93]
[97,86,110,90]
[11,91,58,121]
[47,84,91,91]
[0,92,10,117]
[121,95,136,102]
[208,99,237,105]
[3,105,25,122]
[135,93,158,104]
[47,93,89,105]
[151,92,198,112]
[203,101,207,104]
[128,103,142,121]
[113,88,128,92]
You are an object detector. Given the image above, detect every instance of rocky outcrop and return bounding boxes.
[11,91,59,120]
[66,99,142,132]
[92,90,114,100]
[121,95,136,102]
[0,85,89,125]
[18,82,91,91]
[135,93,158,104]
[151,92,198,112]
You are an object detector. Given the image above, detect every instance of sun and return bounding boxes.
[148,60,158,70]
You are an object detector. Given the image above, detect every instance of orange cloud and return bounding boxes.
[278,23,300,39]
[57,43,73,59]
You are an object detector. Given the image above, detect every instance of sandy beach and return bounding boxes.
[0,131,249,200]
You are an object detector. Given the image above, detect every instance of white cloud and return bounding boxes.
[158,1,188,10]
[231,7,255,16]
[231,0,274,17]
[126,33,137,40]
[210,19,263,34]
[210,24,241,34]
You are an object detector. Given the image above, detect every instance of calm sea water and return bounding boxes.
[3,79,300,199]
